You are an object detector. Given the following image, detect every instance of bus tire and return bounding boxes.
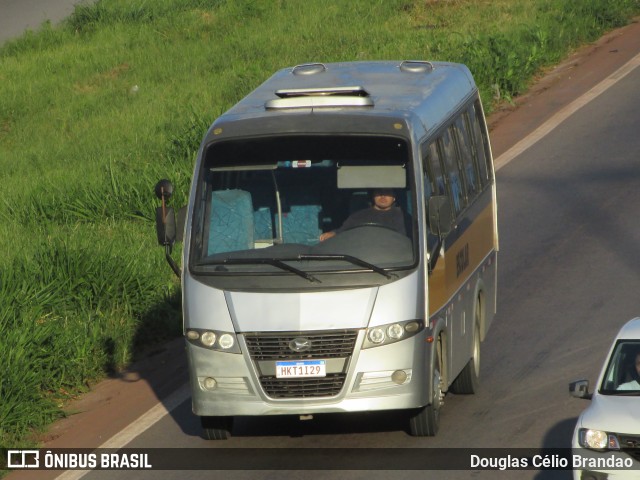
[201,416,233,440]
[409,337,443,436]
[409,404,439,437]
[450,323,481,394]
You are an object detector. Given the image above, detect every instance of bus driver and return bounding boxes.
[319,188,407,241]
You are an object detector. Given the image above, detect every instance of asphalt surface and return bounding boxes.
[0,0,89,44]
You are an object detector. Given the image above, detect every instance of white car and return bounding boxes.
[570,317,640,480]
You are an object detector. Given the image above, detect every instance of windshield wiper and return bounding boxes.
[198,258,320,283]
[197,253,393,281]
[297,254,395,279]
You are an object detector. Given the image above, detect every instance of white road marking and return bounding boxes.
[495,51,640,170]
[54,383,191,480]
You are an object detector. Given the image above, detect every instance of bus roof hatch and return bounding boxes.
[265,86,374,110]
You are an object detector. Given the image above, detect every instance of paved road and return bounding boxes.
[0,0,88,44]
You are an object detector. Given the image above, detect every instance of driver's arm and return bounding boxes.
[319,231,336,242]
[319,208,367,241]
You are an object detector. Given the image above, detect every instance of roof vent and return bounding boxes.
[399,60,434,74]
[265,86,373,110]
[291,63,327,76]
[275,86,369,98]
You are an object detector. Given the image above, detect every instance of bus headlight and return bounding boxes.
[218,333,235,350]
[387,323,404,340]
[201,331,216,347]
[363,320,424,349]
[186,328,241,354]
[368,328,386,344]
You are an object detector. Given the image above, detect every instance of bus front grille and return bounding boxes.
[259,374,347,398]
[244,330,359,360]
[244,330,359,398]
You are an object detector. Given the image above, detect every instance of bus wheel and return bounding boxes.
[201,416,233,440]
[409,338,444,436]
[451,321,481,394]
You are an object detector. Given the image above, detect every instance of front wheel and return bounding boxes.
[409,401,440,437]
[201,416,233,440]
[409,337,444,436]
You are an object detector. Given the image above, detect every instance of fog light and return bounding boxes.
[203,377,217,390]
[391,370,408,385]
[201,331,216,347]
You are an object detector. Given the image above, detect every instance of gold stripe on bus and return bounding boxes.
[428,201,496,316]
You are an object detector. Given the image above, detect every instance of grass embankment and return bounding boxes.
[0,0,638,455]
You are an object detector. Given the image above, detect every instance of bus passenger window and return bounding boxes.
[454,114,479,201]
[425,142,445,196]
[469,101,491,188]
[441,128,466,214]
[424,142,444,247]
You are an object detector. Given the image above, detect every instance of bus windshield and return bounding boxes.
[189,135,416,281]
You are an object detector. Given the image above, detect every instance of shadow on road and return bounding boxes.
[531,417,578,480]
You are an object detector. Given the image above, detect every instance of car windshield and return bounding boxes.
[600,340,640,395]
[189,135,416,282]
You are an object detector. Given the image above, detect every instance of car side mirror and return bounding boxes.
[428,195,453,237]
[569,379,592,400]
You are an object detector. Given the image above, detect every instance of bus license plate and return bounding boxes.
[276,360,326,378]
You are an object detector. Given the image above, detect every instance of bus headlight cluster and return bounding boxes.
[363,320,424,349]
[186,328,241,354]
[578,428,620,451]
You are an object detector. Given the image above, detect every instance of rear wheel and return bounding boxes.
[451,296,482,394]
[201,416,233,440]
[409,337,444,436]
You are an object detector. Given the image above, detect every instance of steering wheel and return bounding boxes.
[340,222,401,233]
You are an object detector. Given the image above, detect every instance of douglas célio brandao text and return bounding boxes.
[470,453,634,470]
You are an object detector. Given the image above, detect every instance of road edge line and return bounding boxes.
[54,383,191,480]
[495,51,640,170]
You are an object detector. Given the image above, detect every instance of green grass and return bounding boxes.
[0,0,638,457]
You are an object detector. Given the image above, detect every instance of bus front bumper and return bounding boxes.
[187,334,431,417]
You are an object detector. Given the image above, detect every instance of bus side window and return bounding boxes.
[441,127,466,215]
[424,141,445,246]
[426,141,446,195]
[469,100,491,188]
[454,114,479,202]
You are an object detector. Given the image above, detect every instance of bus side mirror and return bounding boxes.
[155,179,177,246]
[154,179,185,278]
[428,195,453,237]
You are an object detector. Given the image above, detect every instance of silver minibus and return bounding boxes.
[155,60,498,439]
